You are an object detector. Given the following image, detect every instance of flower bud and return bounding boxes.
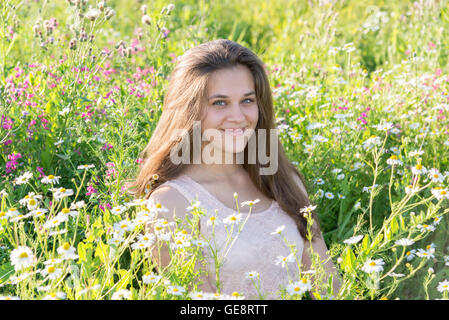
[142,14,151,25]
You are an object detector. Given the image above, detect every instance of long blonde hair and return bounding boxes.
[126,39,320,240]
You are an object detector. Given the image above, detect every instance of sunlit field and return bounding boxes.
[1,0,449,300]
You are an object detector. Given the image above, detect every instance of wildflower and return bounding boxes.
[79,285,101,295]
[192,239,207,247]
[19,193,43,210]
[57,242,78,260]
[77,164,95,170]
[241,199,260,207]
[111,289,131,300]
[42,292,66,300]
[361,258,385,274]
[433,216,442,226]
[313,178,325,185]
[229,291,245,300]
[245,271,260,280]
[316,189,324,198]
[409,149,424,157]
[427,168,444,183]
[41,174,60,184]
[343,235,364,245]
[50,187,74,200]
[6,207,20,219]
[0,295,20,300]
[44,214,69,229]
[223,213,243,225]
[113,219,135,234]
[287,278,312,296]
[10,246,37,271]
[110,205,127,215]
[417,224,436,233]
[405,184,419,195]
[43,258,63,265]
[411,162,427,175]
[431,187,449,200]
[416,248,435,259]
[405,249,416,261]
[141,14,151,25]
[147,200,169,214]
[375,122,393,132]
[388,272,405,278]
[395,238,415,246]
[206,212,220,227]
[300,205,317,217]
[13,171,33,185]
[189,291,207,300]
[186,200,201,211]
[142,272,162,284]
[362,135,382,150]
[336,173,345,180]
[386,155,403,166]
[40,265,63,280]
[70,200,86,210]
[85,7,101,21]
[437,280,449,293]
[270,225,285,235]
[167,285,186,296]
[275,253,295,268]
[324,192,334,199]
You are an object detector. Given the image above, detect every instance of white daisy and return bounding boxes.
[10,246,36,271]
[142,272,162,284]
[223,213,243,225]
[77,164,95,170]
[167,285,185,296]
[41,174,61,184]
[111,289,131,300]
[13,171,33,185]
[241,199,261,207]
[361,258,385,273]
[343,235,364,245]
[274,253,295,268]
[57,243,79,260]
[394,238,415,246]
[271,225,286,235]
[437,280,449,293]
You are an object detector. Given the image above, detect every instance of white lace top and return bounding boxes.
[157,173,305,299]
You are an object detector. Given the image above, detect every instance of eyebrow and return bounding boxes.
[208,91,256,100]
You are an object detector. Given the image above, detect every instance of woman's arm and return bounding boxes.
[292,171,342,298]
[148,186,215,292]
[302,234,342,299]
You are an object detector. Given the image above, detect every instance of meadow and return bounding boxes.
[0,0,448,300]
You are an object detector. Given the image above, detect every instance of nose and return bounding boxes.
[226,102,246,122]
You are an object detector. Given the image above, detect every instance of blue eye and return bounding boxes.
[212,100,226,106]
[243,98,254,103]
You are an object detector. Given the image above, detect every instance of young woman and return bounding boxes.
[128,39,341,299]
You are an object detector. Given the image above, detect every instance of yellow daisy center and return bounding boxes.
[62,243,70,250]
[19,252,28,258]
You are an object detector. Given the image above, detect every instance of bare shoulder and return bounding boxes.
[149,184,191,220]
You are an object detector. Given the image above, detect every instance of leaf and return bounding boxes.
[390,216,399,234]
[0,262,15,284]
[94,241,110,264]
[361,235,370,254]
[341,247,356,272]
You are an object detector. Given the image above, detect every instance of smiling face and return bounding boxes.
[200,64,259,157]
